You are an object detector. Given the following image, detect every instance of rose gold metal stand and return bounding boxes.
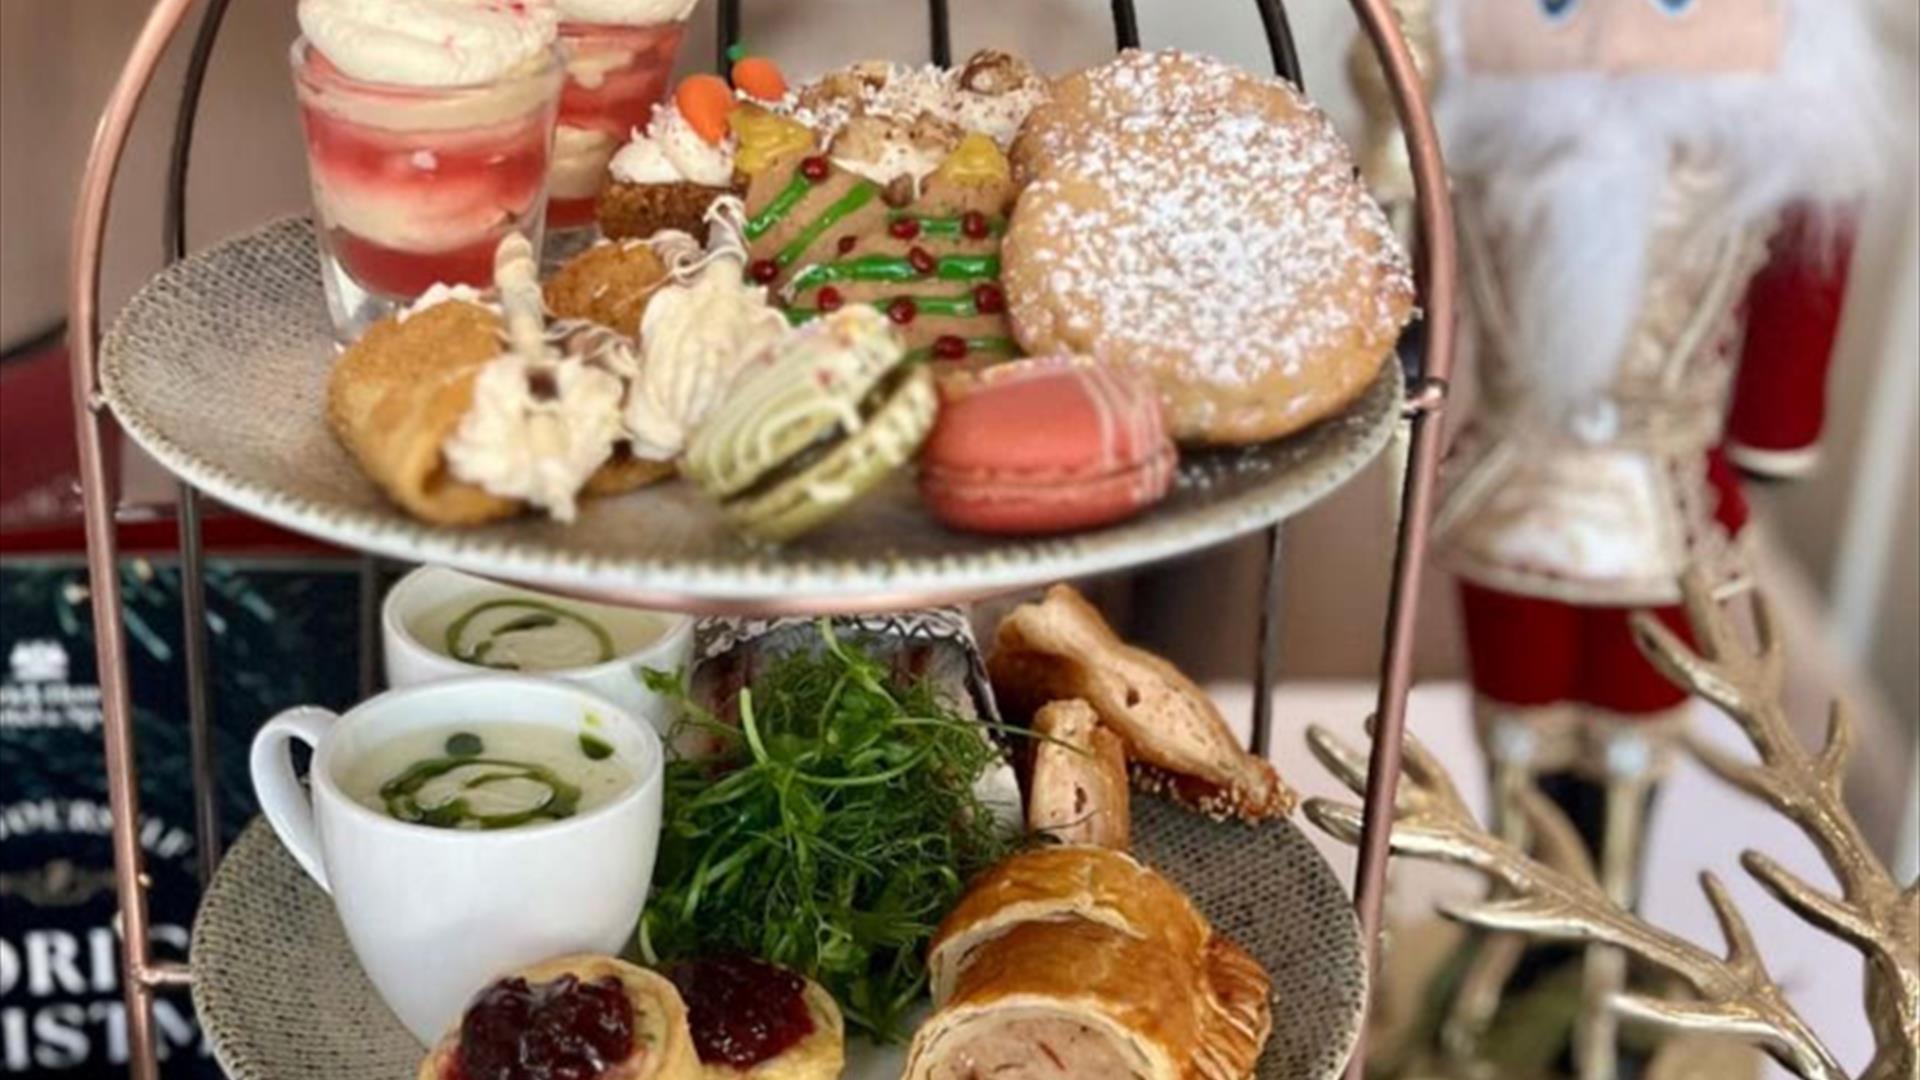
[66,3,1453,1077]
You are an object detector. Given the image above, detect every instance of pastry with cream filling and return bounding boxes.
[417,954,699,1080]
[622,207,793,463]
[326,239,658,525]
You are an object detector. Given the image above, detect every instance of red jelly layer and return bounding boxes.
[451,974,633,1080]
[547,195,601,230]
[556,21,684,139]
[666,956,814,1069]
[330,228,504,297]
[299,105,550,211]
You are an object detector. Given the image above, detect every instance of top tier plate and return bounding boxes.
[102,218,1402,612]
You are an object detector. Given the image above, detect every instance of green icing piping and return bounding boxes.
[775,181,878,268]
[787,253,1000,292]
[901,336,1021,363]
[886,210,1006,237]
[745,171,814,241]
[786,289,985,325]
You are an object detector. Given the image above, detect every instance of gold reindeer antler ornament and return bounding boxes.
[1308,569,1920,1080]
[1633,570,1920,1080]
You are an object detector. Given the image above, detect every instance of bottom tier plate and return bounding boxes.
[192,798,1365,1079]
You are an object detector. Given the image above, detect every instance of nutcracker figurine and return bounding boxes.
[1431,0,1890,867]
[1369,1,1893,1075]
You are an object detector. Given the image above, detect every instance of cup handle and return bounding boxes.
[249,706,339,893]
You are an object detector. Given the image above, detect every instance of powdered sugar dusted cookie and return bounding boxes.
[1004,50,1414,446]
[1010,49,1271,183]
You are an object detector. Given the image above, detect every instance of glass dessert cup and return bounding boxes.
[545,19,689,260]
[291,39,564,343]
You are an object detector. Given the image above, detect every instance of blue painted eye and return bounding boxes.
[1653,0,1696,12]
[1540,0,1577,20]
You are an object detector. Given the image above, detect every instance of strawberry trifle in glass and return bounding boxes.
[292,0,564,342]
[543,0,699,261]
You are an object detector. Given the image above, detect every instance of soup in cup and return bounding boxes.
[382,565,692,737]
[249,676,663,1043]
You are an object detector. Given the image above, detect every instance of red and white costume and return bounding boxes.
[1428,0,1892,726]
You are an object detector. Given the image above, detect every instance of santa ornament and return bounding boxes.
[1398,3,1899,1071]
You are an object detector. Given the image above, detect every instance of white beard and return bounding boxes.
[1435,0,1897,416]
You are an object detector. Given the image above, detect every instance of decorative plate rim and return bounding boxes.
[192,806,1367,1080]
[102,217,1403,611]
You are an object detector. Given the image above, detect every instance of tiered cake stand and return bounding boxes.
[67,2,1454,1077]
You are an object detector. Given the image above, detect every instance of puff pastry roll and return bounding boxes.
[1026,699,1131,849]
[906,919,1204,1079]
[928,846,1208,1003]
[989,585,1295,820]
[908,848,1271,1080]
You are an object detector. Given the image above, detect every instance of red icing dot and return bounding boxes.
[836,235,858,255]
[973,283,1006,314]
[799,156,830,181]
[748,259,779,284]
[816,286,845,312]
[961,211,990,240]
[932,334,968,360]
[888,217,921,241]
[907,247,935,274]
[886,297,918,325]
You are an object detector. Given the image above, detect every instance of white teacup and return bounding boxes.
[250,677,663,1043]
[382,565,693,738]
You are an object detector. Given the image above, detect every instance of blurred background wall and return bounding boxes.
[2,0,1915,832]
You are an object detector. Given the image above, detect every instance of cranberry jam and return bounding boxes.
[452,974,634,1080]
[666,955,815,1068]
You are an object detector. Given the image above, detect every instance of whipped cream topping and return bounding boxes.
[556,0,699,26]
[298,0,558,87]
[444,351,625,520]
[398,282,492,320]
[608,102,734,186]
[627,253,789,460]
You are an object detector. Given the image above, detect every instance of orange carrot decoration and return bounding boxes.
[731,56,788,102]
[675,74,737,145]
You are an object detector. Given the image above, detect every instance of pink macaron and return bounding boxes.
[919,357,1178,535]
